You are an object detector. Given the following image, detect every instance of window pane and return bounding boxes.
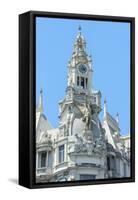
[59,145,64,163]
[80,174,96,180]
[77,76,79,86]
[41,152,47,167]
[124,163,127,176]
[107,157,110,170]
[48,151,52,167]
[110,156,116,170]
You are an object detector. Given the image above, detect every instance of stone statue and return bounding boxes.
[94,134,106,153]
[74,133,87,153]
[75,133,83,144]
[68,74,73,86]
[39,131,52,146]
[65,119,70,136]
[86,141,94,155]
[66,88,74,101]
[82,104,92,130]
[68,133,96,155]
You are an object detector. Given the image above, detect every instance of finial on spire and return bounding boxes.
[40,88,43,96]
[116,112,119,124]
[38,88,43,113]
[78,25,82,36]
[104,97,107,119]
[78,25,81,31]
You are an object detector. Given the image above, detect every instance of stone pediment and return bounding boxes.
[38,131,53,147]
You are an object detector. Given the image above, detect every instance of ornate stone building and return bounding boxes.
[36,27,130,183]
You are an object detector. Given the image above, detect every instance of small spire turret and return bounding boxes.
[74,26,86,54]
[38,88,43,113]
[116,112,119,124]
[104,97,107,119]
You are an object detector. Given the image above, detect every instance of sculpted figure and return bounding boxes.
[82,104,92,130]
[74,133,86,153]
[68,74,73,86]
[94,134,106,153]
[75,133,83,145]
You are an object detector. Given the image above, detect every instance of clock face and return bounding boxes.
[78,64,87,74]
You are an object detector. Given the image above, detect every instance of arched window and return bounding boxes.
[38,151,47,168]
[81,77,84,88]
[59,145,64,163]
[107,156,110,170]
[86,78,88,89]
[77,76,79,86]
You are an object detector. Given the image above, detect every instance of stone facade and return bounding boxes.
[36,27,130,183]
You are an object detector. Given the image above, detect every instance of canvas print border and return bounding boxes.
[19,11,135,189]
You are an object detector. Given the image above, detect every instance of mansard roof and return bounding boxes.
[106,112,120,132]
[36,111,52,130]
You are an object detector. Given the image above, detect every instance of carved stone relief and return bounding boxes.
[68,133,106,156]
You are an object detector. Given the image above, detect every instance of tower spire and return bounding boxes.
[74,26,86,54]
[38,88,43,113]
[104,97,107,119]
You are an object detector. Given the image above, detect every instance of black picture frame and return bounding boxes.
[19,10,135,189]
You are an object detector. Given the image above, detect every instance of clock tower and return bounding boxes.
[67,26,92,95]
[58,26,102,139]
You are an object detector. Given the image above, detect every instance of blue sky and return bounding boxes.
[36,17,130,135]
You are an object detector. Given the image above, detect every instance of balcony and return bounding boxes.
[54,162,68,172]
[36,167,52,175]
